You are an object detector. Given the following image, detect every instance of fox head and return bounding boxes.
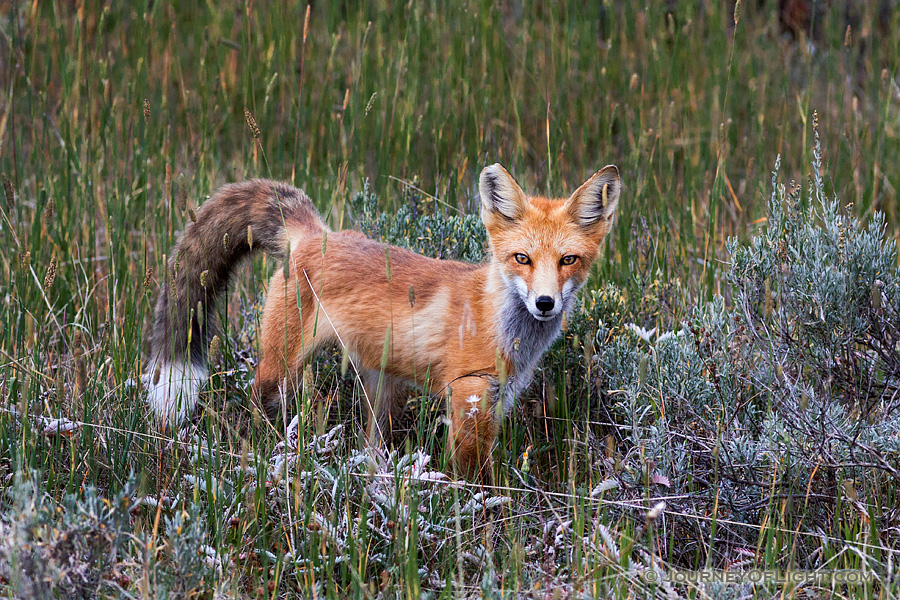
[479,163,621,322]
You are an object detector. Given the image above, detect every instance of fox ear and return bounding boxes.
[565,165,621,228]
[479,163,528,222]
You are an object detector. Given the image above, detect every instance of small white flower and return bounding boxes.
[656,328,686,344]
[590,479,619,496]
[625,323,657,343]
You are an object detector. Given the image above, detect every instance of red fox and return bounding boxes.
[146,164,620,483]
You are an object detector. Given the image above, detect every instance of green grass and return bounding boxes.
[1,1,899,597]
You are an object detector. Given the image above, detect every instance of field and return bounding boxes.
[1,0,899,597]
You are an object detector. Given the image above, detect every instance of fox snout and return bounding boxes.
[535,295,554,312]
[530,293,559,321]
[523,283,568,321]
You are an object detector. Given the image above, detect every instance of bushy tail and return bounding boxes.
[146,179,326,426]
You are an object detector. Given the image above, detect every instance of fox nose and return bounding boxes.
[535,296,555,312]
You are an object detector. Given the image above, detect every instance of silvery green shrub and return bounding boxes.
[581,132,900,564]
[0,474,133,599]
[349,180,487,263]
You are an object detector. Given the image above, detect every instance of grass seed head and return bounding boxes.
[73,330,86,397]
[143,267,153,291]
[209,334,221,361]
[303,364,314,401]
[167,266,178,299]
[176,173,187,210]
[496,347,507,387]
[20,250,30,270]
[44,256,58,289]
[43,198,55,230]
[629,73,639,91]
[1,173,13,207]
[143,98,150,122]
[244,107,260,139]
[165,163,172,202]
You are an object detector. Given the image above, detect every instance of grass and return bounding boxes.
[1,0,899,597]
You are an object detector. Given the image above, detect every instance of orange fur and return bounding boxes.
[254,165,621,483]
[148,166,621,485]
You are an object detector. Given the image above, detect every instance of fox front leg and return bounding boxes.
[445,377,502,486]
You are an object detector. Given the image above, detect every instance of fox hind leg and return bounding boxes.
[254,270,335,420]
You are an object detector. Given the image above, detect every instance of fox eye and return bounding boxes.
[560,255,578,266]
[513,253,531,265]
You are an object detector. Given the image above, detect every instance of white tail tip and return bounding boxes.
[143,361,207,427]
